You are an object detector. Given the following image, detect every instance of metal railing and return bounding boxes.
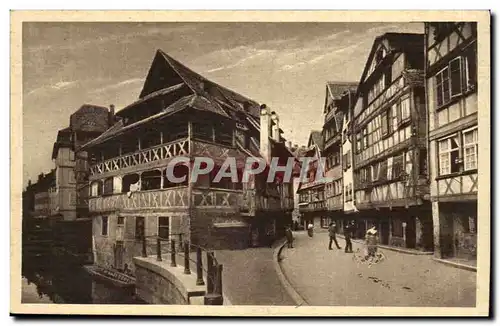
[141,233,223,305]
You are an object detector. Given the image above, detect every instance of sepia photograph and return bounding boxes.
[10,10,491,316]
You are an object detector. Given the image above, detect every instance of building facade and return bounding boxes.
[425,22,478,261]
[351,33,433,249]
[51,105,114,221]
[81,50,295,274]
[297,131,326,230]
[322,82,358,234]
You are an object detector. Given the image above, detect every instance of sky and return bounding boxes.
[22,22,423,186]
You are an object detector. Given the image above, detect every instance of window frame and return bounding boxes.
[437,134,460,176]
[158,216,170,240]
[462,126,478,171]
[101,216,108,236]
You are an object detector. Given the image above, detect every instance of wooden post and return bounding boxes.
[196,247,204,286]
[204,261,223,305]
[215,264,223,297]
[156,238,162,261]
[179,234,183,251]
[170,239,176,267]
[183,241,191,274]
[141,236,147,257]
[206,251,214,293]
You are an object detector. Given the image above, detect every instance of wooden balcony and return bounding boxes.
[326,195,343,211]
[89,138,189,178]
[192,187,244,210]
[241,189,294,214]
[88,187,189,213]
[298,200,326,213]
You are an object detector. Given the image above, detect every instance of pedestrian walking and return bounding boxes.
[328,222,341,250]
[307,222,314,237]
[344,221,354,253]
[285,226,294,248]
[365,224,378,259]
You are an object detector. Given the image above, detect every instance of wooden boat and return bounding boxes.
[83,265,135,289]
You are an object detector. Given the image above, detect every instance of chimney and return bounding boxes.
[109,104,115,125]
[287,141,292,149]
[259,104,271,162]
[270,111,280,142]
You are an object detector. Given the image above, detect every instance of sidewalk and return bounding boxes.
[278,231,477,307]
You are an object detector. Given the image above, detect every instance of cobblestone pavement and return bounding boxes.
[279,231,477,307]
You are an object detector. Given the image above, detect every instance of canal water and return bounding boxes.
[21,254,145,304]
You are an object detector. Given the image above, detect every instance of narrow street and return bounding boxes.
[214,246,296,306]
[279,231,477,307]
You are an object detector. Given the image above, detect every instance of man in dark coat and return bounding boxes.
[285,226,294,248]
[344,221,355,253]
[328,222,341,250]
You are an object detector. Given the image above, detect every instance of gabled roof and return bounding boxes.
[307,130,324,150]
[356,33,423,94]
[324,82,358,114]
[352,32,424,119]
[326,82,358,100]
[133,49,261,119]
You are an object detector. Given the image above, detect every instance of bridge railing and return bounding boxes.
[141,234,224,305]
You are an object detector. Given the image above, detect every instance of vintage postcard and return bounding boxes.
[10,10,491,317]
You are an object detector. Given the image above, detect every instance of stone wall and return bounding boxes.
[134,257,206,305]
[190,208,249,250]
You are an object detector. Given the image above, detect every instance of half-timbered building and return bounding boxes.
[80,50,295,274]
[297,131,327,230]
[351,33,433,250]
[425,22,478,261]
[322,82,357,233]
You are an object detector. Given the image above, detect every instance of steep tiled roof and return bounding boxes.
[326,82,358,100]
[308,130,324,150]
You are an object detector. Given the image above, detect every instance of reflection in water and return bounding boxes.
[22,254,144,304]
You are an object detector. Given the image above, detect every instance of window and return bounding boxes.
[214,122,234,146]
[101,216,108,236]
[192,121,214,142]
[142,170,162,190]
[449,57,463,97]
[464,45,477,89]
[392,153,405,179]
[419,149,428,176]
[435,56,468,108]
[438,135,460,175]
[356,132,362,153]
[158,216,170,239]
[117,216,125,225]
[103,177,114,195]
[362,128,368,149]
[463,128,478,171]
[391,218,403,237]
[135,216,145,240]
[381,110,389,136]
[399,97,411,124]
[371,163,380,182]
[436,67,451,107]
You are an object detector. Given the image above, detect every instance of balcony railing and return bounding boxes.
[88,187,189,212]
[192,187,244,209]
[89,138,189,176]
